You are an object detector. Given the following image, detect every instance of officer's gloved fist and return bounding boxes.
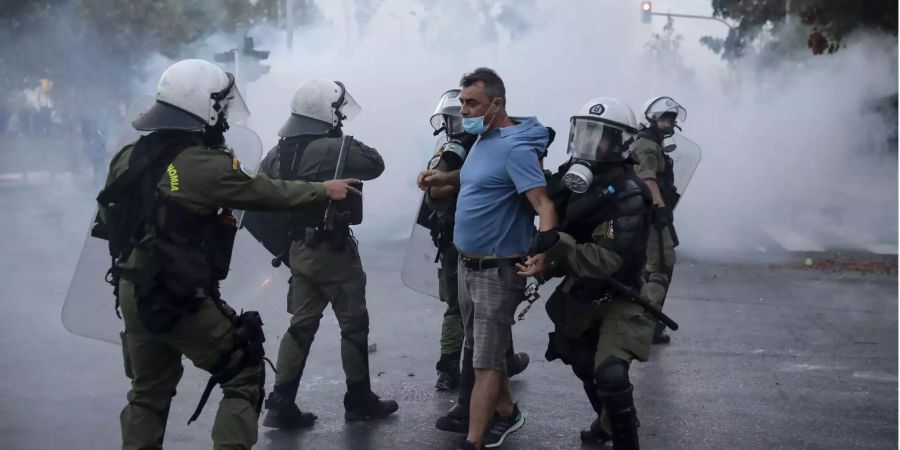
[529,227,560,256]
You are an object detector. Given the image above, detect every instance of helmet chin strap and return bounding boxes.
[202,112,229,147]
[332,80,348,129]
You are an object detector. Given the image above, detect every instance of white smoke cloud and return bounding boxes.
[227,0,896,259]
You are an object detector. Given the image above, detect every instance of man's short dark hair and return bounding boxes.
[460,67,506,101]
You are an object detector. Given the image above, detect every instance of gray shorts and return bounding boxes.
[458,260,525,371]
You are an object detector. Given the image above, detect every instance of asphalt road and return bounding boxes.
[0,177,895,450]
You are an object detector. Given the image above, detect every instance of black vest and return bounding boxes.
[550,163,652,295]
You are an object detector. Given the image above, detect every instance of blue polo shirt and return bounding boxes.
[453,117,549,257]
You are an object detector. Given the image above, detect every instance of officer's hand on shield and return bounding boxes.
[324,178,362,201]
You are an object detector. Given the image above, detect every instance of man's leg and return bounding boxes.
[468,369,508,444]
[263,269,329,429]
[465,266,524,448]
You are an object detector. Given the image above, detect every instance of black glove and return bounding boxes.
[653,205,673,230]
[529,227,560,255]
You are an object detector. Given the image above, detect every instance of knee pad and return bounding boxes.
[646,272,670,289]
[287,320,319,345]
[340,314,370,343]
[572,364,594,384]
[594,356,630,395]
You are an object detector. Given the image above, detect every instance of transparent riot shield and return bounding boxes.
[400,198,442,298]
[400,137,448,299]
[666,132,702,202]
[61,125,266,344]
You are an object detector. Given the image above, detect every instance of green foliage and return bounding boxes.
[705,0,898,59]
[644,17,696,83]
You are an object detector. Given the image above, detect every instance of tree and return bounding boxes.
[0,0,318,114]
[702,0,898,60]
[644,16,696,84]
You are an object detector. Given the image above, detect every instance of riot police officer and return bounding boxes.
[101,59,358,450]
[632,96,687,344]
[517,97,655,449]
[419,89,478,391]
[253,79,398,429]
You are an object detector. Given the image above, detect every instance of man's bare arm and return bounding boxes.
[524,186,558,231]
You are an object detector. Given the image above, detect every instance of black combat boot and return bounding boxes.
[344,381,399,422]
[261,384,317,430]
[579,374,610,445]
[601,386,640,450]
[436,370,461,391]
[436,347,474,433]
[506,352,530,378]
[652,321,671,344]
[435,351,462,391]
[580,416,612,445]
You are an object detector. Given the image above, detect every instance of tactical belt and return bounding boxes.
[460,255,524,271]
[295,226,354,251]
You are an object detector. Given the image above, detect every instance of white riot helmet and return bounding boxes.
[562,97,638,193]
[133,59,248,132]
[642,96,686,128]
[430,89,465,139]
[278,78,361,137]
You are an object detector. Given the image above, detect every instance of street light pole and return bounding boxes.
[640,2,734,31]
[389,13,405,41]
[286,0,294,50]
[651,11,734,30]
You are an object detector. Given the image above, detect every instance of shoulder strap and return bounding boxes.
[276,135,321,180]
[97,133,196,205]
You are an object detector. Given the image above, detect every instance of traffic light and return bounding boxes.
[213,49,237,71]
[240,37,270,82]
[214,37,270,82]
[641,1,652,23]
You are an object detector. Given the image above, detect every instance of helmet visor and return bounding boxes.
[567,117,627,162]
[431,90,462,122]
[646,97,686,123]
[223,78,250,124]
[334,81,361,122]
[430,114,464,136]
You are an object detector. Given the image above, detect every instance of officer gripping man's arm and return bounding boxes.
[515,97,662,450]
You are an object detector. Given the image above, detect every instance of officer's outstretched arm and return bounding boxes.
[197,154,328,211]
[543,221,624,279]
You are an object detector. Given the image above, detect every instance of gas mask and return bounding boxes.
[563,118,629,193]
[661,136,677,153]
[562,160,594,194]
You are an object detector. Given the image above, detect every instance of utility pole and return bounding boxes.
[286,0,294,50]
[213,32,270,100]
